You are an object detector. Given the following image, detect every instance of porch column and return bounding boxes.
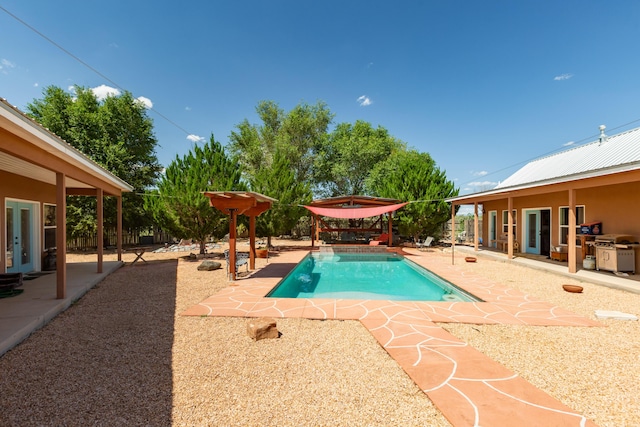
[229,209,237,280]
[387,213,393,246]
[451,203,455,265]
[568,188,577,273]
[249,215,256,270]
[117,195,123,262]
[97,188,103,274]
[507,197,514,259]
[56,173,66,299]
[474,203,479,251]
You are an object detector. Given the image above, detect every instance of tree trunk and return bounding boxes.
[199,240,206,254]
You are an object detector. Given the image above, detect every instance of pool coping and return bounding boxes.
[182,248,600,426]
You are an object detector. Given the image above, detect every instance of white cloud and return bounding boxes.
[563,140,575,147]
[472,170,488,177]
[0,58,15,74]
[33,82,39,87]
[185,106,192,111]
[136,96,153,109]
[554,73,573,81]
[357,95,372,106]
[187,134,205,143]
[91,84,121,101]
[467,180,498,189]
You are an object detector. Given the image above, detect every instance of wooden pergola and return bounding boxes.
[203,191,277,280]
[306,195,406,246]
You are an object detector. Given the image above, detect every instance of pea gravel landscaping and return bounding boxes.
[0,240,638,426]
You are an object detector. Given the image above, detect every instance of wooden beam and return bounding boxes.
[507,197,514,259]
[568,188,577,273]
[229,209,237,280]
[117,196,123,262]
[97,188,103,273]
[56,172,66,299]
[249,215,256,270]
[474,203,479,251]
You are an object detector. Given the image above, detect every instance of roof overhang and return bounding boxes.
[0,98,134,194]
[448,165,640,205]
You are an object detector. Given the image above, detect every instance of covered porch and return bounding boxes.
[0,260,123,357]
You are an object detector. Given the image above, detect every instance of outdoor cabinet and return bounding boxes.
[595,246,635,273]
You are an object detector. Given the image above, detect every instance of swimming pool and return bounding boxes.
[266,252,481,302]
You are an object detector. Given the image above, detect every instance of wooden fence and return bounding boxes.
[66,228,176,251]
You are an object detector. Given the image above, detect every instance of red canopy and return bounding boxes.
[304,202,408,219]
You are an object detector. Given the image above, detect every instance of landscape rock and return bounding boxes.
[247,317,279,341]
[197,260,221,271]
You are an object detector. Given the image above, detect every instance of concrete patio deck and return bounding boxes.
[180,247,637,427]
[0,261,123,357]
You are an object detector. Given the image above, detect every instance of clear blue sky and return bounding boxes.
[2,1,640,196]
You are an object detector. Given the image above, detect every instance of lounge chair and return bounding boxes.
[417,236,434,251]
[223,249,249,276]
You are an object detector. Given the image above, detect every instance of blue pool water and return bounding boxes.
[266,252,481,302]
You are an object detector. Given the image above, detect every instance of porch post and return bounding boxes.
[229,209,237,280]
[387,213,393,246]
[96,188,103,274]
[474,202,479,251]
[249,214,256,270]
[117,195,123,262]
[568,188,577,273]
[56,172,66,299]
[451,202,455,265]
[507,197,514,260]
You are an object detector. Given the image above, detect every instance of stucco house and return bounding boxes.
[447,125,640,275]
[0,98,133,298]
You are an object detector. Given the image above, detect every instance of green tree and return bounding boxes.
[145,135,245,254]
[367,150,458,241]
[27,85,162,235]
[228,100,333,184]
[314,120,405,197]
[249,149,312,247]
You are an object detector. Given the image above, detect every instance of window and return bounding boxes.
[43,204,56,249]
[502,210,516,235]
[559,206,584,245]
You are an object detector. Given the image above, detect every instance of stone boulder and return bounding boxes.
[197,260,222,271]
[247,317,279,341]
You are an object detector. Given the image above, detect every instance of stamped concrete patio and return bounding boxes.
[183,247,602,427]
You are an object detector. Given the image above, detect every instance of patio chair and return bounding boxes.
[417,236,434,251]
[224,249,249,276]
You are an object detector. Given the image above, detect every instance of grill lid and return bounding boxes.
[594,234,634,244]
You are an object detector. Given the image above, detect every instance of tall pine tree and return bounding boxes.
[145,135,245,253]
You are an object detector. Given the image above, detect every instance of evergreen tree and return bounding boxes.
[250,149,312,247]
[145,135,245,254]
[367,150,458,241]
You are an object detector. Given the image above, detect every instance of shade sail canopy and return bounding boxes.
[304,202,408,219]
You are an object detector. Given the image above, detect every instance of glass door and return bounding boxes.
[488,211,497,248]
[525,210,540,254]
[6,201,35,273]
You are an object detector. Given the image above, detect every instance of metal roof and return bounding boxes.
[495,126,640,190]
[447,126,640,204]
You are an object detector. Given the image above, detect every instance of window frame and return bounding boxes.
[558,205,585,246]
[501,209,516,235]
[43,203,57,250]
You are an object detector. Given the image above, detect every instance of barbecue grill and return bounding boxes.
[594,234,636,273]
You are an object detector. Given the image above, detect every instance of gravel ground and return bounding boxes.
[0,240,638,426]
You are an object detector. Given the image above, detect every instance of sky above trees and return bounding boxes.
[2,1,640,199]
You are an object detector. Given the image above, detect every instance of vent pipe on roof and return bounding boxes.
[598,125,607,145]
